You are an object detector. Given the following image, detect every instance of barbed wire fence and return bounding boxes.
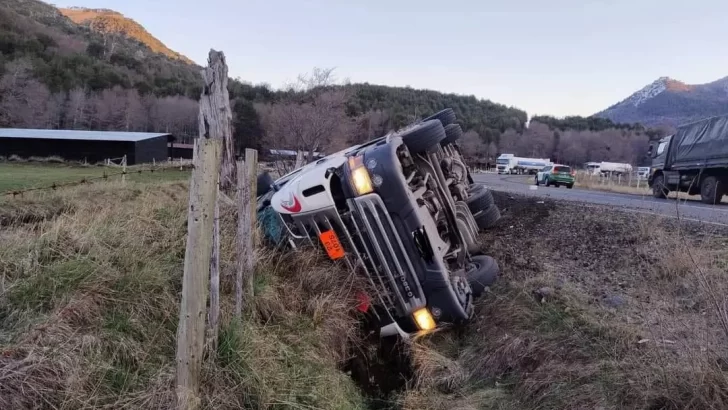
[1,155,194,198]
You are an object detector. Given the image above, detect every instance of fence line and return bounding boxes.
[1,162,194,198]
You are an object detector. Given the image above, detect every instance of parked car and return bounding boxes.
[255,108,501,339]
[535,164,575,188]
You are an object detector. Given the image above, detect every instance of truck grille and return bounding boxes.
[288,194,425,318]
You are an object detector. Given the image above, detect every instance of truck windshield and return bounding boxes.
[657,141,668,155]
[496,159,509,165]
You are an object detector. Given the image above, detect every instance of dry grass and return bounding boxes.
[0,181,368,409]
[399,194,728,410]
[4,178,726,410]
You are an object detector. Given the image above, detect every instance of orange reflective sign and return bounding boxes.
[319,230,345,260]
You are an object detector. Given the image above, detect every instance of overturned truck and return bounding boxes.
[256,109,502,337]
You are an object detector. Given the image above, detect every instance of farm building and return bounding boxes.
[168,142,194,159]
[0,129,173,165]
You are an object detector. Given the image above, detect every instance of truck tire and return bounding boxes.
[257,171,275,196]
[422,108,456,127]
[441,124,463,146]
[652,174,668,199]
[466,186,494,213]
[397,120,446,154]
[475,204,500,230]
[468,184,485,194]
[466,255,499,297]
[700,176,725,204]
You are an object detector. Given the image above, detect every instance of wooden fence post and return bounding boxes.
[236,148,258,317]
[198,49,236,351]
[175,137,222,410]
[294,150,305,169]
[208,197,220,348]
[122,155,127,184]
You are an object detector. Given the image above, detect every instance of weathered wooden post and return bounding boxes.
[235,148,258,317]
[175,48,234,410]
[175,137,222,410]
[197,49,237,352]
[294,150,305,169]
[121,155,127,184]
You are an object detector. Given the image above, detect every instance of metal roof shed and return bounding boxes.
[0,129,174,165]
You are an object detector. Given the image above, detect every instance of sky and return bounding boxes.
[55,0,728,118]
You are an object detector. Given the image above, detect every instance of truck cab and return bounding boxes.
[648,124,726,204]
[496,154,515,174]
[648,135,672,172]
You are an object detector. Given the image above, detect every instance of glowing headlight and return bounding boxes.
[348,156,373,195]
[413,308,436,331]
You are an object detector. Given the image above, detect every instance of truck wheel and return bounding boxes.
[566,183,574,189]
[468,184,485,194]
[475,204,501,230]
[545,178,551,187]
[397,120,446,154]
[422,108,456,127]
[535,177,540,186]
[700,176,725,204]
[652,174,668,199]
[466,255,499,297]
[466,187,494,213]
[257,171,275,196]
[441,123,463,146]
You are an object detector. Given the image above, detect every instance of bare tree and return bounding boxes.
[64,88,88,129]
[122,89,146,131]
[284,67,337,92]
[257,89,351,162]
[459,130,484,160]
[0,59,52,128]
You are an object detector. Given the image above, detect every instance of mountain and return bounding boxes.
[596,76,728,127]
[0,0,201,97]
[59,7,194,64]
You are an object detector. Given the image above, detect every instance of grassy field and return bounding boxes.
[0,181,367,409]
[0,162,190,193]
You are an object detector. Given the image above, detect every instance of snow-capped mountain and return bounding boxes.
[596,76,728,127]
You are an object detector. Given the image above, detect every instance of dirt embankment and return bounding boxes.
[399,191,728,410]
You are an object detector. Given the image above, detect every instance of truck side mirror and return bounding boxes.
[647,145,654,157]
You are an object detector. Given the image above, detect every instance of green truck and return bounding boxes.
[648,115,728,204]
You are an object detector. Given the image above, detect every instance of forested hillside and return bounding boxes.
[59,7,193,64]
[0,0,663,167]
[0,0,201,138]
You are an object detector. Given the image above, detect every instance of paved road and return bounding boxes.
[472,172,728,227]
